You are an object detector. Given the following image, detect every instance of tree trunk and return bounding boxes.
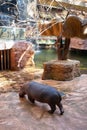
[56,36,70,60]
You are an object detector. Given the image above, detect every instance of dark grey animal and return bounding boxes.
[19,81,64,115]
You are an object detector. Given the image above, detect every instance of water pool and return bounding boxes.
[34,48,87,74]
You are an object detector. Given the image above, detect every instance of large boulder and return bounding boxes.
[42,59,81,81]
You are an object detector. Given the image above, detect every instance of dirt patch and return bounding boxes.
[0,66,87,96]
[0,67,43,93]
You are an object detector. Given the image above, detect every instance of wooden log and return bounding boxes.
[38,21,62,36]
[37,0,87,12]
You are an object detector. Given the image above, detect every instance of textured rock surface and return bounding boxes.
[70,38,87,50]
[11,41,35,70]
[0,67,42,93]
[0,74,87,130]
[42,59,81,81]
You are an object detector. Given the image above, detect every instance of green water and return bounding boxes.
[34,48,87,74]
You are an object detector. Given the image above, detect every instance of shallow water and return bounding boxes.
[34,48,87,74]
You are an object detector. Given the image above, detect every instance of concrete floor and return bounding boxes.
[0,74,87,130]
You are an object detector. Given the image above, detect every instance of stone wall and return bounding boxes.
[10,41,35,70]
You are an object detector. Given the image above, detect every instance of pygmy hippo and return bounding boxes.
[19,81,64,115]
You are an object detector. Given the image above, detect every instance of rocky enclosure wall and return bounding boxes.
[70,38,87,50]
[11,41,35,70]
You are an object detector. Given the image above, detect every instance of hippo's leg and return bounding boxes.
[28,95,35,103]
[57,102,64,115]
[48,104,56,114]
